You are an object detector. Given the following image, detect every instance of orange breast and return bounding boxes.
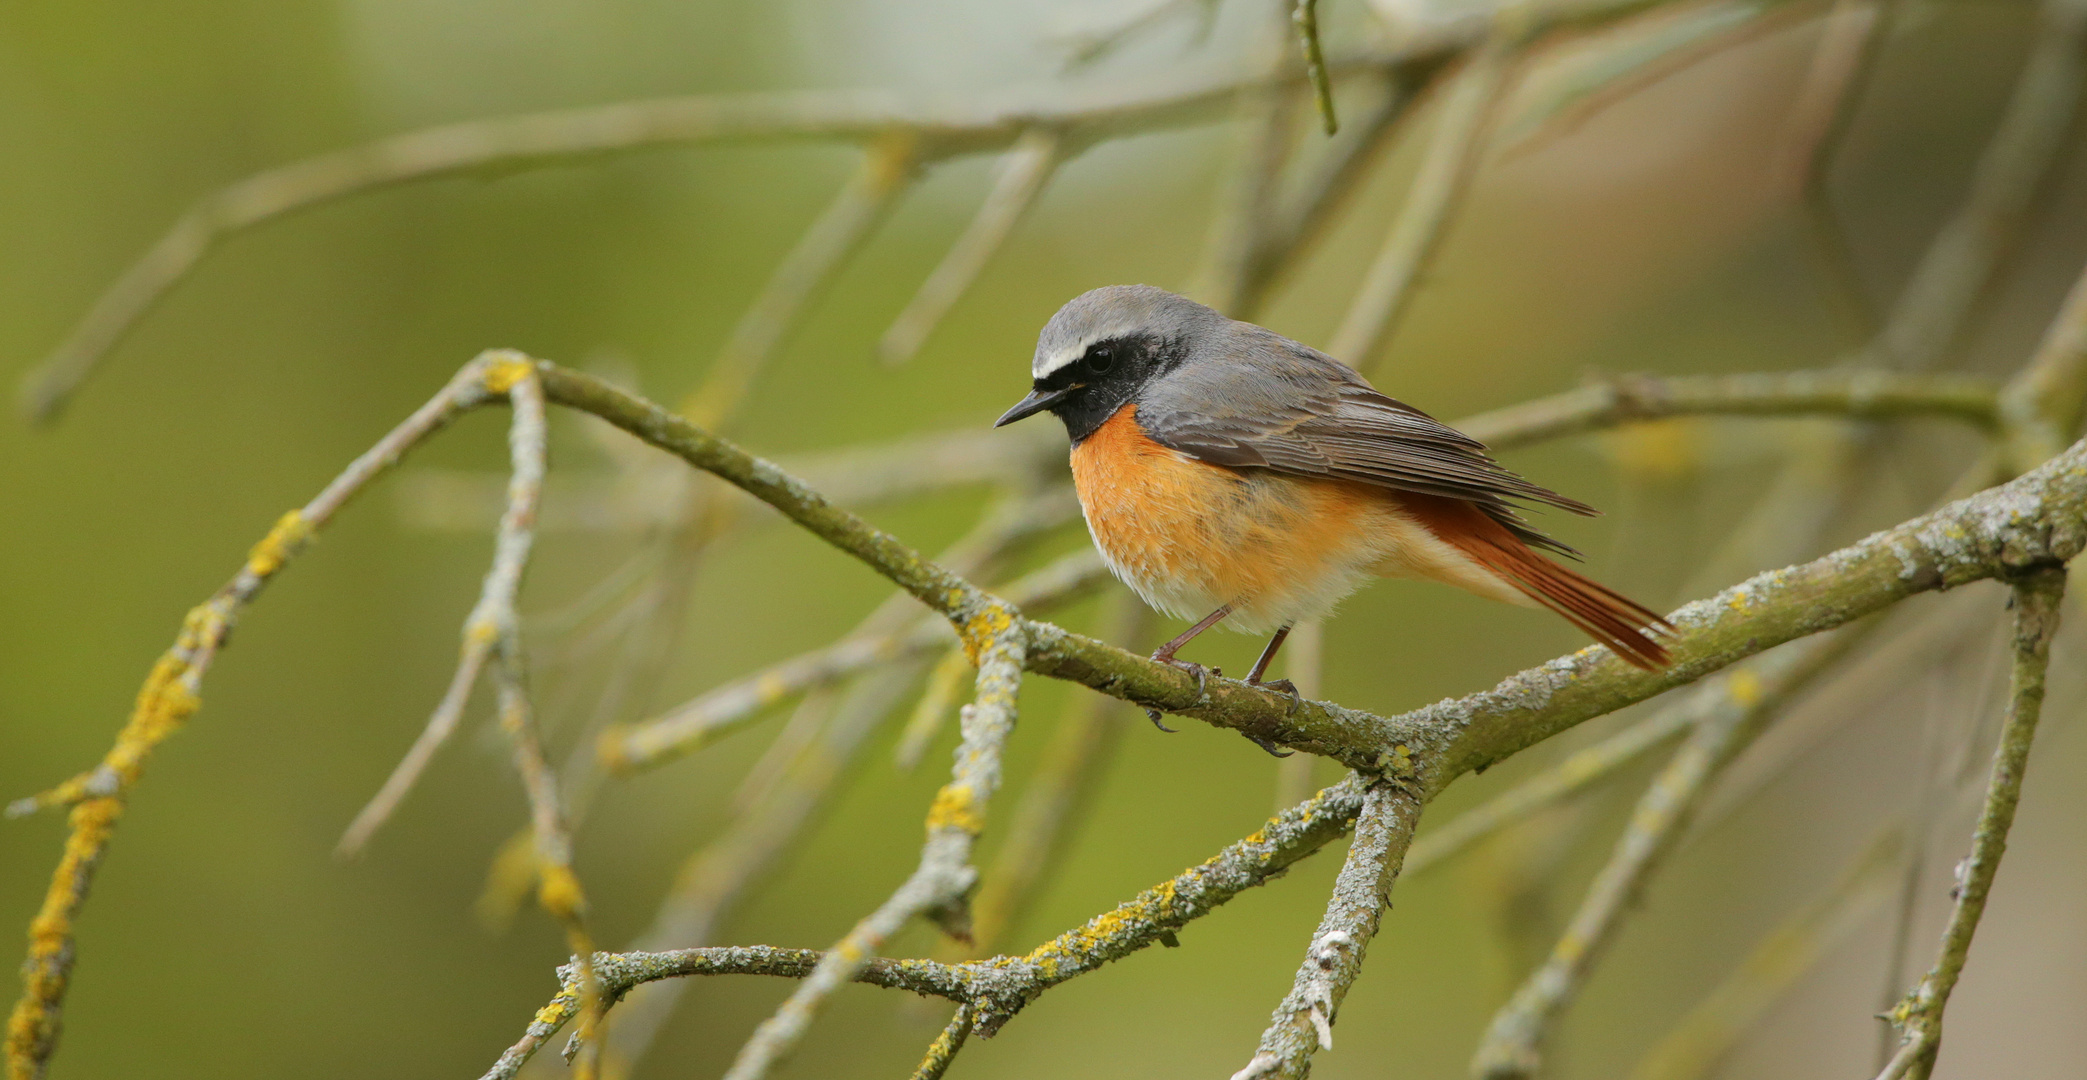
[1069,403,1403,632]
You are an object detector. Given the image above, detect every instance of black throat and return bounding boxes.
[1042,333,1180,445]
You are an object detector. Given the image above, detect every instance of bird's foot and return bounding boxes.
[1249,677,1304,718]
[1145,654,1216,734]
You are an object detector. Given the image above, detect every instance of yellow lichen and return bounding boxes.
[481,354,536,395]
[7,796,124,1078]
[755,671,790,705]
[926,784,985,836]
[958,604,1018,665]
[244,509,310,579]
[532,998,576,1028]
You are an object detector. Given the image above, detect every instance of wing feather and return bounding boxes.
[1135,333,1592,555]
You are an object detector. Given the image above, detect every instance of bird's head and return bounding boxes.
[994,284,1223,442]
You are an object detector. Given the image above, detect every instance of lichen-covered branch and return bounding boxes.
[908,1004,976,1080]
[1232,781,1422,1080]
[3,353,519,1080]
[474,372,606,1077]
[717,628,1025,1080]
[1874,566,2066,1080]
[960,595,1153,956]
[529,360,2087,781]
[488,775,1373,1074]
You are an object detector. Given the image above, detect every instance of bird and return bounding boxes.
[994,285,1671,746]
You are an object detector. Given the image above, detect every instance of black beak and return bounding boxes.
[994,385,1076,427]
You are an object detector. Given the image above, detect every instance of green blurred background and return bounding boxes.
[3,1,2085,1077]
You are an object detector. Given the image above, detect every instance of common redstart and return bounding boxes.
[995,285,1671,737]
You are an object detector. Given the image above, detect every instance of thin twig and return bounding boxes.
[880,129,1064,364]
[686,135,921,426]
[1333,36,1516,369]
[1469,626,1868,1079]
[1231,781,1422,1079]
[1874,567,2067,1080]
[598,545,1104,773]
[1459,370,1999,449]
[718,630,1026,1080]
[908,1004,976,1080]
[487,776,1375,1074]
[1869,0,2087,373]
[14,46,1447,421]
[3,353,522,1079]
[1626,827,1905,1080]
[960,593,1153,955]
[1294,0,1340,133]
[481,373,606,1078]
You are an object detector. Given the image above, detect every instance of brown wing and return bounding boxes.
[1134,332,1594,557]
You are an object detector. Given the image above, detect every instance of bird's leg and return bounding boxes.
[1150,604,1233,667]
[1237,624,1300,757]
[1144,603,1232,732]
[1243,624,1304,718]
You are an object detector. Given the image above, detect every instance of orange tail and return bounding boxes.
[1401,494,1673,670]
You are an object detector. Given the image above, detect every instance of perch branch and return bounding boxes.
[1874,566,2066,1080]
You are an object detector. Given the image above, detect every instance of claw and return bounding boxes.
[1145,657,1212,735]
[1253,677,1304,718]
[1157,657,1211,702]
[1246,732,1294,758]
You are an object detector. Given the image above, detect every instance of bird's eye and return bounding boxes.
[1086,345,1115,372]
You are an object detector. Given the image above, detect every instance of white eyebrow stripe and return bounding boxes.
[1032,348,1083,379]
[1031,331,1117,379]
